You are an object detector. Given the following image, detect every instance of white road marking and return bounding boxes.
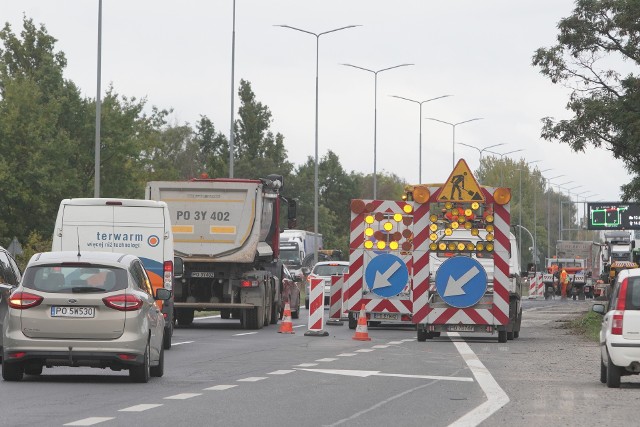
[171,341,194,346]
[372,345,389,349]
[64,418,114,426]
[296,368,473,382]
[316,358,338,362]
[268,370,295,375]
[233,332,258,336]
[401,338,416,342]
[237,377,267,382]
[119,404,163,412]
[293,324,305,328]
[355,349,374,353]
[387,341,403,344]
[295,363,318,367]
[204,385,237,391]
[447,332,510,427]
[164,393,202,400]
[337,353,357,357]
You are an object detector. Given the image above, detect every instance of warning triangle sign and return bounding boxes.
[437,159,485,203]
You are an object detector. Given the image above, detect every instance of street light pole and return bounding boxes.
[485,149,524,186]
[556,181,574,242]
[535,168,553,270]
[390,94,452,183]
[276,24,360,265]
[94,0,103,197]
[457,142,506,165]
[229,0,236,178]
[517,160,540,270]
[424,117,484,168]
[343,63,414,198]
[544,175,564,257]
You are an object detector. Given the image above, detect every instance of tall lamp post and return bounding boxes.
[390,94,452,183]
[516,160,540,270]
[342,63,414,199]
[229,0,236,178]
[457,142,505,165]
[545,175,565,257]
[276,24,360,265]
[573,190,590,239]
[424,117,484,168]
[534,168,553,270]
[94,0,103,197]
[555,181,574,242]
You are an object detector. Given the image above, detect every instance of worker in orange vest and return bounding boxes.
[560,268,569,300]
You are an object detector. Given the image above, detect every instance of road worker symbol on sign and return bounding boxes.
[437,159,485,203]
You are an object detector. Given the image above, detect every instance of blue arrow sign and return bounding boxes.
[365,253,409,298]
[435,257,488,308]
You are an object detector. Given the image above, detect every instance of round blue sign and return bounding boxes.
[435,257,488,308]
[365,253,409,298]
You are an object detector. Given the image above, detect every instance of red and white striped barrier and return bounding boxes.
[528,272,544,299]
[327,274,345,325]
[304,277,328,336]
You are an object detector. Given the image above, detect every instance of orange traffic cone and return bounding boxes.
[352,303,371,341]
[278,302,295,334]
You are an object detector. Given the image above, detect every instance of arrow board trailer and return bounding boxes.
[404,159,523,343]
[346,200,419,328]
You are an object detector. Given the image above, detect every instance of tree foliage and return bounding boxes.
[532,0,640,200]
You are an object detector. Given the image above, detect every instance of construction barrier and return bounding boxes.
[327,274,345,325]
[304,277,328,337]
[528,273,544,299]
[278,302,294,334]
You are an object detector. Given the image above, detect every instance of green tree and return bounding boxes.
[532,0,640,200]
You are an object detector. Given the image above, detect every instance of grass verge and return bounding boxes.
[570,310,601,342]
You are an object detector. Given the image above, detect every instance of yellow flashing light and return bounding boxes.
[493,187,511,205]
[438,242,447,251]
[445,228,453,236]
[451,221,459,229]
[485,214,494,223]
[429,242,438,251]
[365,228,374,237]
[429,223,438,232]
[465,209,472,217]
[486,224,494,232]
[403,204,413,214]
[430,214,438,222]
[377,241,386,250]
[430,233,438,241]
[457,242,465,251]
[390,241,399,250]
[466,242,475,251]
[364,240,374,249]
[413,186,430,204]
[471,202,479,210]
[365,215,374,224]
[383,222,393,231]
[471,228,479,236]
[486,233,494,241]
[486,243,494,251]
[477,242,485,251]
[464,222,472,229]
[445,202,452,209]
[448,242,456,251]
[393,213,403,222]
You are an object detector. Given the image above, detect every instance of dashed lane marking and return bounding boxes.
[293,324,305,329]
[268,370,295,375]
[237,377,267,382]
[295,363,318,367]
[172,341,194,346]
[387,341,403,344]
[336,353,357,357]
[119,404,163,412]
[233,332,258,336]
[316,358,338,362]
[355,349,374,353]
[64,418,114,426]
[164,393,202,400]
[372,345,389,349]
[204,385,237,391]
[295,368,473,382]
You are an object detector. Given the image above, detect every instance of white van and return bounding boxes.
[51,198,174,349]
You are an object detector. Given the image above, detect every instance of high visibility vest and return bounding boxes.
[560,271,568,284]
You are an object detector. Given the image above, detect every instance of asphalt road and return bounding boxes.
[0,299,638,427]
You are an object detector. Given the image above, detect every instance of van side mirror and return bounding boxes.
[174,257,184,278]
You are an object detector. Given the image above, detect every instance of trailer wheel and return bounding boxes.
[507,331,514,340]
[498,330,507,343]
[417,328,429,342]
[220,310,231,319]
[514,330,520,339]
[243,308,261,330]
[348,312,357,330]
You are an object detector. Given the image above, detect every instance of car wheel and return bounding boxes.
[600,356,607,384]
[150,344,164,378]
[130,341,151,383]
[498,330,507,343]
[2,361,24,381]
[24,363,43,376]
[606,355,621,388]
[176,309,194,326]
[220,310,231,320]
[163,323,172,350]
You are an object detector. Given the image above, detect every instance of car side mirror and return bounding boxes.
[592,304,606,315]
[155,288,172,301]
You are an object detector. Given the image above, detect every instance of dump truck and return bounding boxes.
[146,175,295,329]
[542,240,602,299]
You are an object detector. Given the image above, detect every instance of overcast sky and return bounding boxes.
[2,0,627,208]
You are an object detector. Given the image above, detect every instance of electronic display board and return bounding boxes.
[587,202,640,230]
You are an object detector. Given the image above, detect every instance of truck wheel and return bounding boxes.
[270,299,279,325]
[176,309,194,326]
[292,309,299,319]
[514,330,520,339]
[243,308,261,330]
[507,331,514,340]
[417,329,431,342]
[163,322,173,350]
[498,330,507,343]
[220,310,231,319]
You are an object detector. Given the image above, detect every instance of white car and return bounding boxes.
[305,261,349,308]
[592,268,640,388]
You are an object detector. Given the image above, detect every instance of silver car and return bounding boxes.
[2,251,170,382]
[0,246,23,360]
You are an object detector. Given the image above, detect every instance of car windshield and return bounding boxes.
[22,264,128,293]
[313,264,348,277]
